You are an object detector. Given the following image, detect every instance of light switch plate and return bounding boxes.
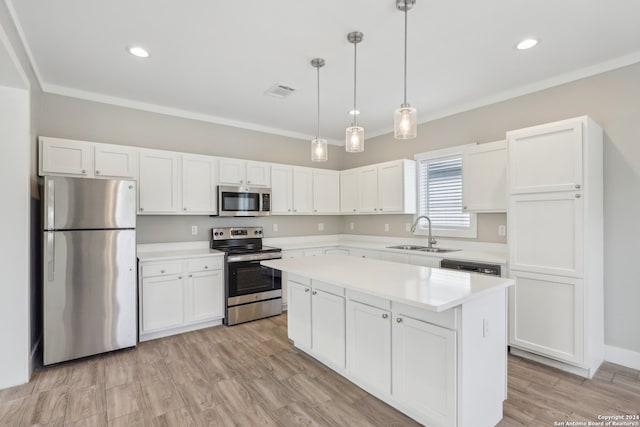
[272,224,278,232]
[318,223,325,231]
[349,222,354,230]
[191,226,198,235]
[384,224,390,232]
[498,225,506,236]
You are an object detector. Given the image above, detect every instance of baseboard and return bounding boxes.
[604,345,640,371]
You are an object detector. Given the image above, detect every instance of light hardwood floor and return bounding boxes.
[0,313,638,426]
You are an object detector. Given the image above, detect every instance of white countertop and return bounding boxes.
[137,241,224,262]
[263,255,513,312]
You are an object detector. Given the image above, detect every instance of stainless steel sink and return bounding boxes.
[386,245,429,250]
[416,247,461,253]
[386,245,461,253]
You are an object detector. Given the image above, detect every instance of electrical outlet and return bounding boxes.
[349,222,354,230]
[318,223,325,231]
[498,225,506,236]
[272,223,278,232]
[191,226,198,235]
[384,224,390,232]
[405,223,411,232]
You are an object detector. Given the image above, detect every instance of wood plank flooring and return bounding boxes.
[1,313,638,426]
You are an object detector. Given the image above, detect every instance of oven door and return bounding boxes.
[227,258,282,301]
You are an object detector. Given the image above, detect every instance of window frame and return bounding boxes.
[414,144,477,239]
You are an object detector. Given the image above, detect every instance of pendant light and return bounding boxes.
[310,58,328,162]
[394,0,417,140]
[346,31,364,153]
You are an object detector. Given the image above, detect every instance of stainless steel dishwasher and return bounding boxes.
[440,259,502,276]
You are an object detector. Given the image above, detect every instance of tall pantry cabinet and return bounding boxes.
[506,116,604,378]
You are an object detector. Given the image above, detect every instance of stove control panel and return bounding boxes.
[211,227,263,241]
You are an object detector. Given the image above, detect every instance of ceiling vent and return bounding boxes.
[265,83,296,98]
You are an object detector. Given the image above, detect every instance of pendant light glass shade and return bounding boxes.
[310,58,328,162]
[394,105,417,139]
[345,125,364,152]
[395,0,417,140]
[346,31,364,153]
[311,138,328,161]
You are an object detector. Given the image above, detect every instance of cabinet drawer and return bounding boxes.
[141,263,183,278]
[393,301,458,330]
[187,257,223,273]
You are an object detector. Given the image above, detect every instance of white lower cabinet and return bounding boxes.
[392,314,457,427]
[287,278,312,348]
[139,255,224,341]
[509,270,584,365]
[347,300,392,395]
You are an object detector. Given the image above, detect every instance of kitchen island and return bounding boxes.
[262,255,514,427]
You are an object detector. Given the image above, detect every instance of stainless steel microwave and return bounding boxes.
[217,186,271,217]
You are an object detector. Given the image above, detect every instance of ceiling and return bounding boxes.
[6,0,640,144]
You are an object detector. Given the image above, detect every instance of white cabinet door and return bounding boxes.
[312,288,346,369]
[142,275,184,332]
[392,315,457,427]
[463,140,507,212]
[185,270,224,322]
[138,149,180,213]
[509,192,583,277]
[509,270,584,365]
[287,280,312,349]
[340,169,359,214]
[271,165,293,214]
[313,169,340,214]
[246,161,271,187]
[182,154,217,214]
[218,158,245,185]
[508,118,583,194]
[39,137,92,176]
[377,161,404,213]
[292,167,313,214]
[347,300,391,395]
[93,143,138,179]
[358,166,378,213]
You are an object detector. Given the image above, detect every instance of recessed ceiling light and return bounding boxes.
[349,110,360,116]
[128,46,150,58]
[516,38,538,50]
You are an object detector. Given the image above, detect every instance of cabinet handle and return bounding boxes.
[575,184,581,189]
[161,269,165,273]
[240,180,244,184]
[314,209,317,213]
[353,209,356,212]
[575,194,581,198]
[204,265,208,269]
[95,170,100,175]
[189,274,193,278]
[288,209,291,212]
[312,291,317,295]
[396,317,403,323]
[183,208,187,211]
[382,313,389,319]
[305,288,310,293]
[248,180,251,184]
[81,169,86,174]
[374,208,377,211]
[294,209,297,212]
[463,206,468,210]
[140,208,144,211]
[178,276,182,279]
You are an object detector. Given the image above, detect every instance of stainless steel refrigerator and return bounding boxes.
[43,176,137,365]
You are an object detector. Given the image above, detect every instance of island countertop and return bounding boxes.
[262,255,514,312]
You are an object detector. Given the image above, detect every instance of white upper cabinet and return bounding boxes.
[271,164,294,214]
[349,159,416,214]
[93,143,138,179]
[292,167,313,214]
[462,140,507,212]
[181,154,217,214]
[313,169,340,214]
[508,118,583,194]
[218,158,270,187]
[39,137,92,176]
[138,149,180,214]
[340,170,358,214]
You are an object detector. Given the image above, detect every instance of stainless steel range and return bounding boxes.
[211,227,282,325]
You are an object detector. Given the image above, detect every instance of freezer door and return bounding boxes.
[43,229,137,365]
[44,176,136,230]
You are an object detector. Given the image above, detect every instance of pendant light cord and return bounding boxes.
[316,65,320,139]
[403,0,408,106]
[353,41,358,126]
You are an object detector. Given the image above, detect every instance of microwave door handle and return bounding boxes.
[259,193,264,212]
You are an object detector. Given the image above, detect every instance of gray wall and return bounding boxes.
[341,62,640,354]
[37,62,640,355]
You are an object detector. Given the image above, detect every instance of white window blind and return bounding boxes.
[417,154,471,230]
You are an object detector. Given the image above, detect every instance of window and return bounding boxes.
[415,146,477,238]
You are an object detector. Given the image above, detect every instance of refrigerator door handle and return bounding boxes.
[46,178,55,229]
[47,232,55,281]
